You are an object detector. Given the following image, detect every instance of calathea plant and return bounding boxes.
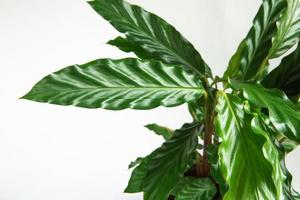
[22,0,300,199]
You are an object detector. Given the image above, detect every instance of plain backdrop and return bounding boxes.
[0,0,299,199]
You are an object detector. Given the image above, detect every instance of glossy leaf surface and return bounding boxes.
[88,0,211,77]
[143,123,199,200]
[22,58,204,110]
[171,177,217,200]
[224,0,286,80]
[269,0,300,58]
[231,80,300,143]
[252,116,300,200]
[263,44,300,98]
[125,123,199,198]
[206,144,228,197]
[215,93,277,200]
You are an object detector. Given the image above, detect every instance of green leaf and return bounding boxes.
[261,114,298,153]
[171,177,217,200]
[125,155,152,193]
[145,124,173,140]
[215,93,277,200]
[268,0,300,58]
[252,116,300,199]
[188,99,205,122]
[230,80,300,143]
[107,36,152,60]
[252,116,286,199]
[143,123,199,200]
[206,144,228,197]
[263,44,300,98]
[224,0,286,80]
[88,0,212,77]
[128,157,144,169]
[22,58,204,110]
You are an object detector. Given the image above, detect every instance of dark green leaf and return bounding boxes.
[206,144,228,197]
[107,36,152,60]
[268,0,300,58]
[224,0,286,80]
[231,80,300,143]
[252,116,288,199]
[188,99,205,122]
[22,58,204,110]
[263,44,300,98]
[88,0,212,77]
[145,123,173,140]
[128,157,144,169]
[215,93,277,199]
[171,177,217,200]
[125,155,151,193]
[143,123,199,200]
[261,115,298,153]
[252,116,300,199]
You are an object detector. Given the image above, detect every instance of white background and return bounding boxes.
[0,0,299,199]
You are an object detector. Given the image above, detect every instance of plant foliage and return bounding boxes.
[23,0,300,199]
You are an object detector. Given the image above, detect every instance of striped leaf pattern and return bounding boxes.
[215,93,277,200]
[22,58,204,110]
[143,123,199,200]
[88,0,212,77]
[230,80,300,143]
[252,116,300,200]
[263,43,300,99]
[224,0,286,80]
[269,0,300,58]
[124,123,199,199]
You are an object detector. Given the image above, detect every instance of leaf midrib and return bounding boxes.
[222,94,260,199]
[269,1,300,57]
[37,86,203,91]
[117,3,205,77]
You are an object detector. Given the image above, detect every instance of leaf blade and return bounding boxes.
[263,44,300,98]
[88,0,211,77]
[143,123,199,200]
[145,124,173,140]
[230,80,300,143]
[124,155,152,193]
[107,36,152,60]
[269,0,300,58]
[252,116,300,199]
[215,93,277,200]
[171,177,217,200]
[22,58,204,110]
[224,0,286,80]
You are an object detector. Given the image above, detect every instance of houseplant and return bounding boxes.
[22,0,300,199]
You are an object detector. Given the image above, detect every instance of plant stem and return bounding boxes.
[196,89,216,177]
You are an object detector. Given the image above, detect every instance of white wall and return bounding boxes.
[0,0,299,199]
